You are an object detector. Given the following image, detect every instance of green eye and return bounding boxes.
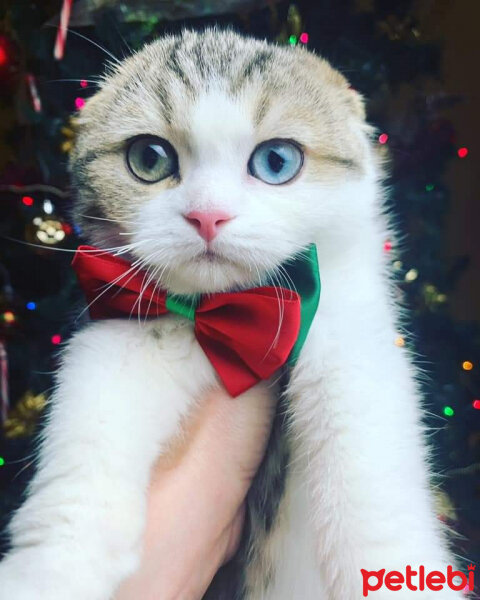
[126,136,178,183]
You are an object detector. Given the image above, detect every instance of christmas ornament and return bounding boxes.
[26,73,42,113]
[25,216,67,248]
[61,117,77,153]
[3,390,47,439]
[54,0,74,60]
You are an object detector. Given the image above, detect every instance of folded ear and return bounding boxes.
[347,87,366,120]
[312,55,367,122]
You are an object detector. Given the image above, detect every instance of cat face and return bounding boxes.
[71,29,375,294]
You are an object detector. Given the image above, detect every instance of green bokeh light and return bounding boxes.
[443,406,455,417]
[426,183,435,192]
[289,35,297,45]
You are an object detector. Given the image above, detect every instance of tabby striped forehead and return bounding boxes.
[73,29,366,169]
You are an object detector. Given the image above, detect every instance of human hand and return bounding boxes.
[114,385,277,600]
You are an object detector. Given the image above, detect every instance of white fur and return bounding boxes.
[0,86,463,599]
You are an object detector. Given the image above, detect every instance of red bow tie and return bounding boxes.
[72,246,304,397]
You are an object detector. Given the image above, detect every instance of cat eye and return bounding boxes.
[126,136,179,183]
[248,139,303,185]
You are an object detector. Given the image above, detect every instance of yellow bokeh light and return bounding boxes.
[2,311,16,324]
[462,360,473,371]
[395,336,405,347]
[405,268,418,282]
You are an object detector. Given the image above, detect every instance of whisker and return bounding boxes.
[46,79,101,86]
[95,246,153,292]
[1,236,147,255]
[246,258,285,360]
[78,213,135,225]
[78,261,144,320]
[45,26,121,65]
[75,243,153,319]
[0,237,83,254]
[3,452,38,466]
[109,18,133,58]
[276,264,299,296]
[268,269,286,354]
[143,263,165,324]
[0,183,68,198]
[152,258,174,318]
[12,459,36,481]
[129,249,167,321]
[131,263,154,323]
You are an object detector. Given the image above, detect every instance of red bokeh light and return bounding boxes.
[51,334,62,345]
[0,45,8,67]
[457,147,468,159]
[22,196,34,206]
[299,32,309,44]
[378,133,389,144]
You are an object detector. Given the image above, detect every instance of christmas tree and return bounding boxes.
[0,0,478,576]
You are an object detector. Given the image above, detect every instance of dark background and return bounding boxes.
[0,0,478,589]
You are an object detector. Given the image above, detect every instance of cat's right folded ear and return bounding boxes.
[346,87,366,121]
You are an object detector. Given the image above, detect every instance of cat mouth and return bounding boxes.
[193,249,229,264]
[168,247,255,294]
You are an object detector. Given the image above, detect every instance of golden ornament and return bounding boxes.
[3,390,48,439]
[60,116,78,154]
[25,216,66,247]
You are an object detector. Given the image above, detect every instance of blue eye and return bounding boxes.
[126,136,178,183]
[248,139,303,185]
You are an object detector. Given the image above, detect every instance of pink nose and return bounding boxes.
[184,210,233,242]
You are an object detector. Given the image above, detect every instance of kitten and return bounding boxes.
[0,29,462,599]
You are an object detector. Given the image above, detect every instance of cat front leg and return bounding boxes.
[289,310,464,599]
[0,319,213,600]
